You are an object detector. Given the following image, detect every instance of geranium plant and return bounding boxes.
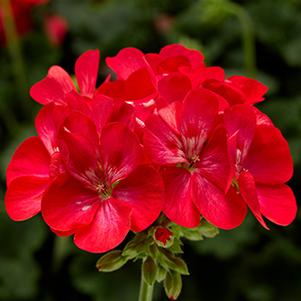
[4,44,297,300]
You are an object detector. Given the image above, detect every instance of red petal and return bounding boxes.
[203,79,244,106]
[30,66,75,105]
[257,184,297,226]
[252,107,274,126]
[88,94,114,132]
[35,103,69,154]
[198,66,225,83]
[74,198,131,253]
[42,176,100,232]
[59,113,100,188]
[75,49,100,98]
[196,126,231,190]
[158,73,192,104]
[144,114,186,165]
[6,137,50,185]
[113,165,163,232]
[99,69,156,103]
[228,75,268,105]
[179,87,219,139]
[224,105,257,159]
[100,123,144,184]
[123,68,156,102]
[5,176,49,221]
[159,44,204,70]
[106,47,148,80]
[243,125,293,184]
[192,173,246,229]
[238,171,268,229]
[162,167,200,228]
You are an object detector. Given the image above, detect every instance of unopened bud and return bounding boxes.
[142,257,158,285]
[164,271,182,300]
[154,226,173,248]
[96,250,128,272]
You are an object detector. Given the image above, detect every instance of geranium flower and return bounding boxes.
[224,105,297,227]
[42,113,163,252]
[44,14,68,47]
[143,87,245,229]
[5,103,68,220]
[30,49,100,104]
[100,44,268,117]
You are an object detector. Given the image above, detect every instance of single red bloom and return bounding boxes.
[224,105,297,227]
[5,103,68,220]
[143,88,244,229]
[44,14,68,47]
[30,49,100,104]
[41,113,163,253]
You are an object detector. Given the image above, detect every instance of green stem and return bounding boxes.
[1,0,31,116]
[138,268,154,301]
[52,236,69,272]
[229,3,256,77]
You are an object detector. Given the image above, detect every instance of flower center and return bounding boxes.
[231,178,240,193]
[176,154,200,172]
[97,182,112,200]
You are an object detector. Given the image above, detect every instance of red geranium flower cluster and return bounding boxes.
[5,45,297,253]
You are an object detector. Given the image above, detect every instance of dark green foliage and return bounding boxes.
[0,0,301,300]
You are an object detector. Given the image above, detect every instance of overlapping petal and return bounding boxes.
[5,176,49,221]
[6,137,50,185]
[58,112,100,187]
[42,176,100,232]
[113,165,163,232]
[178,87,219,139]
[74,198,131,253]
[144,114,185,165]
[106,47,148,80]
[35,103,70,154]
[256,184,297,226]
[192,173,246,229]
[243,125,293,184]
[100,123,143,183]
[195,126,231,190]
[75,49,100,98]
[162,167,200,228]
[30,66,75,105]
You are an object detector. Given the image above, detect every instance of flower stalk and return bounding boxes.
[1,0,30,115]
[229,2,256,78]
[139,270,154,301]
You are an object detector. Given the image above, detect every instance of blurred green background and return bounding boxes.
[0,0,301,300]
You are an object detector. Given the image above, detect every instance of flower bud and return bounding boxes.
[96,250,128,272]
[142,257,158,285]
[154,226,174,248]
[164,271,182,300]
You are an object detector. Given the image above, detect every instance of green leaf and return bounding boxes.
[159,250,189,275]
[199,220,220,238]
